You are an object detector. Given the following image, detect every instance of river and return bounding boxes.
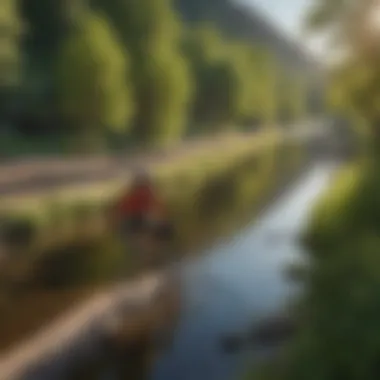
[151,162,337,380]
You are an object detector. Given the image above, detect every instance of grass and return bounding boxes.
[0,132,280,244]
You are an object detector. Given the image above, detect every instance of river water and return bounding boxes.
[151,162,337,380]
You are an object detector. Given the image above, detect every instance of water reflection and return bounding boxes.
[152,163,337,380]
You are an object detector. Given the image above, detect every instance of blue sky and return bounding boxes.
[238,0,326,57]
[249,0,312,36]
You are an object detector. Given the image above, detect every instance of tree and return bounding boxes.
[0,0,23,122]
[90,0,193,146]
[20,0,87,78]
[306,0,380,153]
[183,26,254,134]
[245,4,380,380]
[16,0,89,136]
[228,42,260,127]
[56,11,134,151]
[246,48,277,127]
[0,0,22,87]
[277,74,307,125]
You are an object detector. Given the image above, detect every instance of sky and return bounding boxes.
[239,0,327,58]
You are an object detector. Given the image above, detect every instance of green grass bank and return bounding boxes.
[248,157,380,380]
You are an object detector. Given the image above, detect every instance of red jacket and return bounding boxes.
[115,184,165,220]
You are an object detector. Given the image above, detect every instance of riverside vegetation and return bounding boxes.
[246,1,380,379]
[0,133,306,352]
[1,0,312,155]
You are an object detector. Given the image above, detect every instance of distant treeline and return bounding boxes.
[1,0,316,152]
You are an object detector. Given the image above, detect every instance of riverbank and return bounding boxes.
[152,162,337,380]
[0,132,274,281]
[0,131,308,373]
[0,130,304,276]
[244,157,376,380]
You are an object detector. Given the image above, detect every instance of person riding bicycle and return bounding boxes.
[117,171,165,230]
[110,170,174,267]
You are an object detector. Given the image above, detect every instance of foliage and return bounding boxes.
[284,173,380,380]
[277,72,307,124]
[56,11,134,148]
[248,48,278,124]
[245,161,380,380]
[306,0,380,149]
[3,0,312,149]
[90,0,193,146]
[228,42,277,126]
[182,26,232,132]
[243,4,380,377]
[183,26,278,134]
[18,0,88,127]
[0,0,22,88]
[0,0,23,121]
[328,55,380,145]
[305,0,376,54]
[20,0,87,71]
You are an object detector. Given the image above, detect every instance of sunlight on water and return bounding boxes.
[151,163,337,380]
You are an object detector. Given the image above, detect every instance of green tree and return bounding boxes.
[90,0,192,146]
[20,0,87,80]
[17,0,89,136]
[306,0,380,153]
[244,3,380,380]
[0,0,22,87]
[247,48,277,126]
[0,0,23,120]
[183,26,256,134]
[228,42,260,127]
[56,11,134,152]
[277,74,307,125]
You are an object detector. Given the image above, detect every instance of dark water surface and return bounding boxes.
[151,162,337,380]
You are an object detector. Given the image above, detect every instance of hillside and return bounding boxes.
[175,0,319,73]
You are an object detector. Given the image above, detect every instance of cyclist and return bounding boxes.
[110,170,174,269]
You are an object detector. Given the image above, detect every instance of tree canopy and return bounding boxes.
[3,0,312,150]
[0,0,22,88]
[90,0,193,146]
[56,11,133,148]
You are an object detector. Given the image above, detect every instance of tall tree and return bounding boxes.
[306,0,380,152]
[20,0,87,77]
[245,47,277,127]
[277,73,307,125]
[16,0,89,135]
[90,0,192,146]
[56,11,134,151]
[0,0,23,122]
[0,0,22,87]
[183,26,254,133]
